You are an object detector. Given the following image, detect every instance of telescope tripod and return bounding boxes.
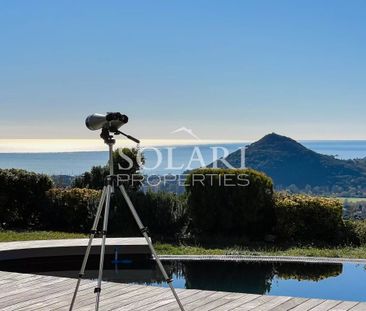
[69,136,185,311]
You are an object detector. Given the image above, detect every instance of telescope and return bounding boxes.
[85,112,128,132]
[86,112,140,144]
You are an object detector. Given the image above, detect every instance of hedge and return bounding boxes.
[274,193,344,242]
[3,168,362,245]
[44,188,101,232]
[186,168,274,239]
[43,188,188,239]
[0,169,53,228]
[43,187,366,244]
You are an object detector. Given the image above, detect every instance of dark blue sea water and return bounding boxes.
[0,141,366,175]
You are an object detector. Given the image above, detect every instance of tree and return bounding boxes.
[72,148,144,190]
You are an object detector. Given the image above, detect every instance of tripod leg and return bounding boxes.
[118,184,185,311]
[69,186,108,311]
[95,184,112,311]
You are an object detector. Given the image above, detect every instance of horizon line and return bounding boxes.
[1,138,366,153]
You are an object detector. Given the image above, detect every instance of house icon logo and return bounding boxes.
[171,127,201,140]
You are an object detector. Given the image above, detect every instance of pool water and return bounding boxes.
[0,255,365,302]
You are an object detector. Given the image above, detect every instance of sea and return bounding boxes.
[1,141,366,176]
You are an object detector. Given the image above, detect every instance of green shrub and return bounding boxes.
[109,190,188,239]
[44,188,101,232]
[274,193,343,242]
[0,169,53,228]
[137,191,188,239]
[72,148,144,190]
[186,168,274,239]
[344,220,366,245]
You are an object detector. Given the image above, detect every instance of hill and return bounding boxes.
[211,133,366,194]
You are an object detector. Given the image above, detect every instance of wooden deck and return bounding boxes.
[0,271,365,310]
[0,238,150,260]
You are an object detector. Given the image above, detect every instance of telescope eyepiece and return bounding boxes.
[85,112,128,132]
[105,112,128,123]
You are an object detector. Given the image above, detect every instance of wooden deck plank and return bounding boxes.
[62,284,144,310]
[134,289,199,311]
[0,277,75,309]
[133,288,198,311]
[214,294,261,311]
[183,291,231,310]
[332,301,361,311]
[1,279,77,310]
[348,302,366,310]
[252,296,293,310]
[310,300,343,310]
[13,284,96,311]
[72,284,165,310]
[190,292,252,311]
[32,282,119,310]
[123,288,182,311]
[159,290,218,311]
[290,299,326,311]
[27,282,112,310]
[273,297,310,311]
[0,271,365,311]
[0,274,51,295]
[230,295,277,310]
[108,287,180,310]
[93,286,167,311]
[18,280,113,310]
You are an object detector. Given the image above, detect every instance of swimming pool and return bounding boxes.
[0,255,365,302]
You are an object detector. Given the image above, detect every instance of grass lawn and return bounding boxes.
[0,230,86,242]
[1,230,366,259]
[154,243,366,259]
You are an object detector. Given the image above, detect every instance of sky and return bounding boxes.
[1,0,366,141]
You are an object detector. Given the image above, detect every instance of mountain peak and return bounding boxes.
[259,132,292,141]
[214,132,363,189]
[248,133,307,153]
